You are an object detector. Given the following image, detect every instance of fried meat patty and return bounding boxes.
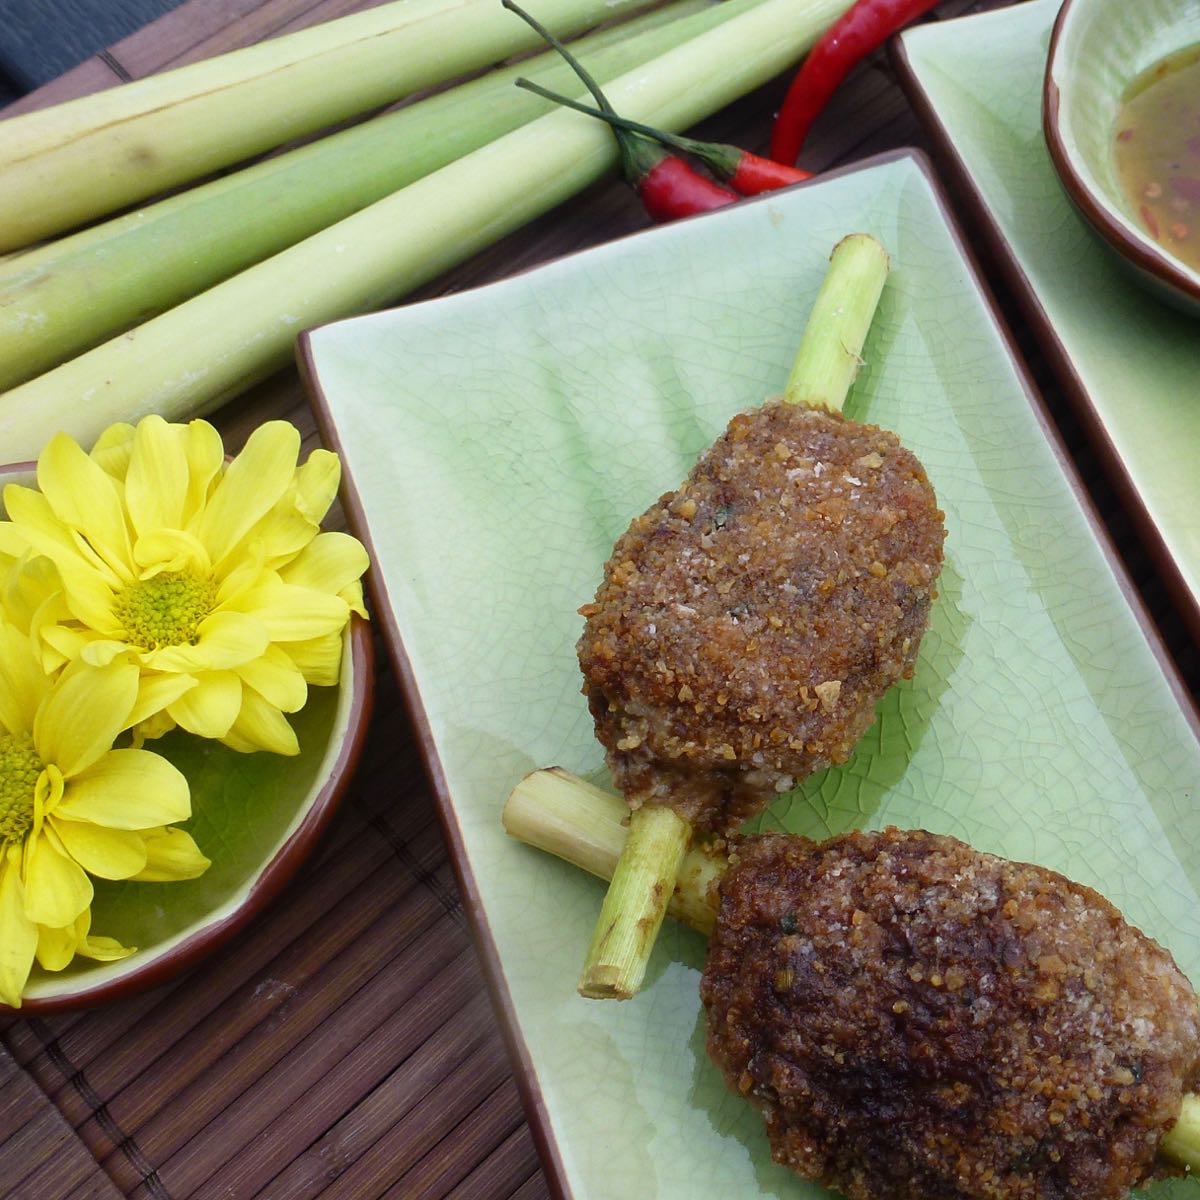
[701,828,1200,1200]
[577,402,945,832]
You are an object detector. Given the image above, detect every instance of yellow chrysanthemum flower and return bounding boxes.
[0,616,209,1008]
[0,416,369,756]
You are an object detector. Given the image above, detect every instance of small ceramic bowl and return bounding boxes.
[0,462,375,1013]
[1044,0,1200,314]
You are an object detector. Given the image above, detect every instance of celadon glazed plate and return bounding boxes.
[894,0,1200,643]
[302,151,1200,1200]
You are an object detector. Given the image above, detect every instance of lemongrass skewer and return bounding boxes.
[508,766,1200,1172]
[577,233,890,1000]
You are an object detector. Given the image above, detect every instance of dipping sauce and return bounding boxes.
[1114,45,1200,270]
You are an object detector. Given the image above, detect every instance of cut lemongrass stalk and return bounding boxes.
[506,767,1200,1177]
[1162,1093,1200,1169]
[576,232,890,1000]
[0,0,720,392]
[0,0,852,461]
[784,233,890,413]
[0,0,660,251]
[502,768,721,936]
[579,805,691,998]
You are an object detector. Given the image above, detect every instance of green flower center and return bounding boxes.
[0,732,42,845]
[114,570,218,651]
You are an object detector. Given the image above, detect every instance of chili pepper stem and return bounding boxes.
[575,235,889,1001]
[515,76,742,176]
[783,233,890,413]
[505,767,1200,1174]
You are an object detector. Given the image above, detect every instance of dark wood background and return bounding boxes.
[0,1,1195,1196]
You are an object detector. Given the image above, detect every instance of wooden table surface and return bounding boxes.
[1,1,1196,1197]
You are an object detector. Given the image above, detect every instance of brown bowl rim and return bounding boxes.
[1042,0,1200,308]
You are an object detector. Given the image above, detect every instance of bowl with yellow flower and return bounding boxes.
[0,415,373,1012]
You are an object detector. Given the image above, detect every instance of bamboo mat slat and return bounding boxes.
[377,1076,532,1200]
[232,991,499,1199]
[444,1123,547,1200]
[130,944,482,1197]
[0,1046,121,1200]
[94,879,469,1183]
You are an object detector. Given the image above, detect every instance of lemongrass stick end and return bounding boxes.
[784,232,890,414]
[578,803,691,1000]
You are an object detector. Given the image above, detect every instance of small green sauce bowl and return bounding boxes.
[1044,0,1200,315]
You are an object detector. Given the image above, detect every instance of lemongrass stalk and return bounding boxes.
[0,0,723,392]
[0,0,851,461]
[1162,1094,1200,1169]
[0,0,664,251]
[506,767,1200,1176]
[502,768,722,935]
[784,233,890,412]
[579,805,691,998]
[577,233,889,999]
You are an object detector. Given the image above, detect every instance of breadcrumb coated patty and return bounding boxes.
[701,828,1200,1200]
[577,401,945,833]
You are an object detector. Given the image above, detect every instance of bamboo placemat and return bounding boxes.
[1,0,1195,1196]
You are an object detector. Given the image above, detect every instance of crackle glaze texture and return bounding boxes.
[308,154,1200,1200]
[899,0,1200,648]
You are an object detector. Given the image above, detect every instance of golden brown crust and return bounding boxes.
[577,402,945,832]
[701,829,1200,1200]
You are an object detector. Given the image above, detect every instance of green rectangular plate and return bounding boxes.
[302,150,1200,1200]
[895,0,1200,643]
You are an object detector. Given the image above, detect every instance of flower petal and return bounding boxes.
[35,918,79,971]
[77,931,135,962]
[0,847,37,1008]
[130,827,210,882]
[231,578,349,641]
[279,532,369,601]
[222,690,300,756]
[167,671,242,739]
[237,644,308,713]
[58,569,122,635]
[50,817,148,880]
[0,620,47,735]
[2,552,59,633]
[54,747,191,829]
[293,450,341,524]
[281,631,344,687]
[182,420,225,526]
[127,673,197,730]
[23,829,93,927]
[34,659,138,778]
[132,529,210,575]
[196,422,299,567]
[37,432,134,580]
[149,610,269,674]
[90,422,137,480]
[125,415,190,537]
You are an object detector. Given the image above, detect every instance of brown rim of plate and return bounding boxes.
[298,144,1200,1200]
[1042,0,1200,307]
[0,458,376,1015]
[891,21,1200,657]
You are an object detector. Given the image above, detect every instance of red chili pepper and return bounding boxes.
[623,136,739,221]
[502,0,739,220]
[515,78,811,197]
[770,0,942,166]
